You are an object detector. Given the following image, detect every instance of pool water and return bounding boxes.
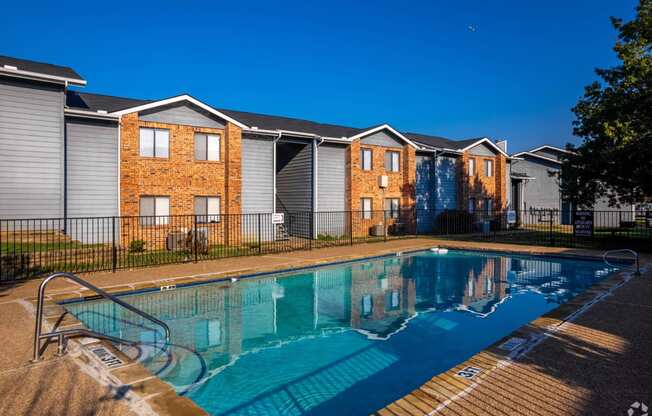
[65,250,616,415]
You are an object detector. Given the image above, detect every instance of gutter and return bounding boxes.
[272,132,282,213]
[64,108,120,121]
[0,66,86,86]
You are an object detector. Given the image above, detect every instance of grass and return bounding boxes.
[1,241,106,254]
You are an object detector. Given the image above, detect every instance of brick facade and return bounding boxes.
[119,112,242,248]
[347,138,417,236]
[459,149,508,211]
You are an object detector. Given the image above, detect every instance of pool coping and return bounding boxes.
[29,243,642,416]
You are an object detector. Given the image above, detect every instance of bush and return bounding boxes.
[435,211,476,234]
[129,239,146,253]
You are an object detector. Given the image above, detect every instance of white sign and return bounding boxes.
[506,210,517,224]
[271,213,285,224]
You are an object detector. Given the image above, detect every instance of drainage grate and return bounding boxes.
[88,345,125,368]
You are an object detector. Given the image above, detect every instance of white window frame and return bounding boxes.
[361,198,373,219]
[468,158,476,176]
[485,159,493,177]
[139,196,170,225]
[194,196,221,223]
[139,128,169,158]
[384,198,400,218]
[361,148,373,171]
[195,133,221,161]
[385,150,400,172]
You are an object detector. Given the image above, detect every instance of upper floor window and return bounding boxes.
[194,196,221,223]
[139,128,169,158]
[385,151,400,172]
[361,148,373,171]
[485,159,494,177]
[139,196,170,225]
[468,158,476,176]
[195,133,221,161]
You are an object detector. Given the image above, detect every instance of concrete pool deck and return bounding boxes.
[0,238,649,415]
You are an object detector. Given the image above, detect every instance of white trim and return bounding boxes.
[64,108,119,120]
[348,124,420,149]
[0,66,86,86]
[528,145,572,154]
[511,151,561,164]
[109,94,249,129]
[459,138,509,157]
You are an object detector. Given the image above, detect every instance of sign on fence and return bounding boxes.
[506,210,517,224]
[573,210,594,237]
[271,213,285,225]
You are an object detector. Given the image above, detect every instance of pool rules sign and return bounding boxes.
[573,210,594,237]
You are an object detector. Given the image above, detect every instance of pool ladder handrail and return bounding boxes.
[33,272,171,362]
[603,249,641,276]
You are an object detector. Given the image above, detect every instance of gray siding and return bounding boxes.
[532,149,562,161]
[434,155,458,210]
[0,78,64,219]
[511,156,561,211]
[66,118,119,242]
[139,102,226,128]
[316,143,347,237]
[276,141,313,212]
[241,135,274,213]
[468,142,496,157]
[416,153,458,233]
[359,130,403,148]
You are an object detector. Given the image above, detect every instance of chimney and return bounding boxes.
[495,139,507,153]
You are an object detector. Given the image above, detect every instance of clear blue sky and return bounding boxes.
[1,0,638,152]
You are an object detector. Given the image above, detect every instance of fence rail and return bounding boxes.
[1,209,650,283]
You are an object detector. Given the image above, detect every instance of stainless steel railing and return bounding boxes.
[33,272,171,362]
[603,249,641,276]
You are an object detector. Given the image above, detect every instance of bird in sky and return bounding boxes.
[467,25,477,32]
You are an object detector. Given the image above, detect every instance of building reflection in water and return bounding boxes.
[67,251,612,411]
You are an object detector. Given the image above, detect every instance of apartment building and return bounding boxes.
[0,54,511,243]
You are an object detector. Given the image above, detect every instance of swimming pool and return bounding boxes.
[65,249,617,415]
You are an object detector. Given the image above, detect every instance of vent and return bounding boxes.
[3,65,18,70]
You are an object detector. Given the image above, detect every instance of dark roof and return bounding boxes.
[65,90,486,149]
[216,107,366,138]
[66,91,152,112]
[0,55,84,81]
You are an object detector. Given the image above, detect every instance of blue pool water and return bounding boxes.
[65,250,616,415]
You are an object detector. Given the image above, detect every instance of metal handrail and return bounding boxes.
[33,272,171,362]
[603,249,641,276]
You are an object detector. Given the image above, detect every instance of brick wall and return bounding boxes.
[119,112,242,248]
[348,140,416,236]
[459,150,508,211]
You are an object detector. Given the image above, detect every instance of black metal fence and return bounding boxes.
[1,209,650,283]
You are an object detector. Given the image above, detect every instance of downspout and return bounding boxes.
[272,131,282,213]
[312,137,324,239]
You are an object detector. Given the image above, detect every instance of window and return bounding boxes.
[484,198,493,215]
[384,198,400,218]
[195,133,221,161]
[468,158,476,176]
[361,294,373,317]
[361,198,372,219]
[384,151,400,172]
[468,197,476,213]
[485,159,493,177]
[361,148,373,171]
[139,128,169,158]
[139,196,170,225]
[194,196,221,223]
[386,290,400,311]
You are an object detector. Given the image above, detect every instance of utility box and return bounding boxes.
[370,224,385,236]
[378,175,388,188]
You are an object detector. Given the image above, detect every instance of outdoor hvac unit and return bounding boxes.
[166,232,187,251]
[378,175,389,188]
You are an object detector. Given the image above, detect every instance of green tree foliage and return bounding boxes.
[562,0,651,207]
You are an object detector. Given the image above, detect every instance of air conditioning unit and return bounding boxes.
[378,175,389,188]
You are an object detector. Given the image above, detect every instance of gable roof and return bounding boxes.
[511,151,562,164]
[0,55,85,85]
[66,91,152,113]
[349,124,419,148]
[529,145,571,154]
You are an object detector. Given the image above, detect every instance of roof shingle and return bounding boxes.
[0,55,84,81]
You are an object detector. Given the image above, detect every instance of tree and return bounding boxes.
[561,0,652,208]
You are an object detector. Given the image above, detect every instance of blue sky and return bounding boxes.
[1,0,638,152]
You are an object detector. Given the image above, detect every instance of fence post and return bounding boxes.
[258,213,262,254]
[384,210,388,242]
[111,216,117,272]
[414,208,419,236]
[309,212,313,250]
[349,211,353,246]
[193,214,198,263]
[549,210,554,246]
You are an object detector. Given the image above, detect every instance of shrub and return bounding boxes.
[129,239,146,253]
[435,211,475,234]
